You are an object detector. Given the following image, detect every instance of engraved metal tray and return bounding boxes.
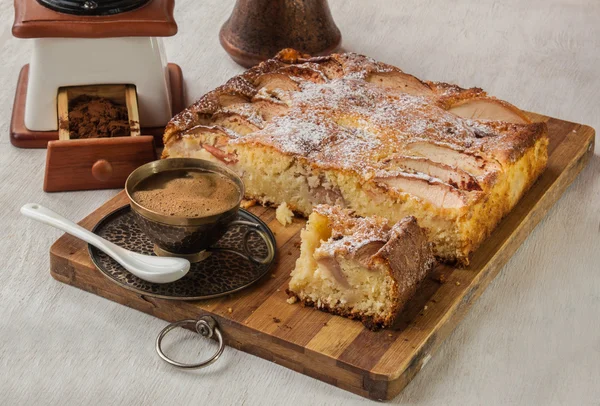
[89,205,276,300]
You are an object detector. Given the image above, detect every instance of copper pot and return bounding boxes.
[220,0,342,68]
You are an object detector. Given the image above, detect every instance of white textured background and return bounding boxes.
[1,0,599,405]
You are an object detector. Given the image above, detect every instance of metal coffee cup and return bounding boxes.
[125,158,273,263]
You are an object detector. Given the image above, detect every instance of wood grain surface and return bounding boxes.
[10,64,185,147]
[9,65,59,147]
[2,1,599,405]
[48,114,594,400]
[43,136,157,192]
[12,0,177,39]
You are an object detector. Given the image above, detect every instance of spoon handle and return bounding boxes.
[20,203,119,254]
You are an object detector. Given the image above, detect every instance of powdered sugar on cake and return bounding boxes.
[165,49,546,182]
[231,75,497,177]
[313,204,391,257]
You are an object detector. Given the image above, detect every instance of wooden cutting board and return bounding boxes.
[49,112,595,400]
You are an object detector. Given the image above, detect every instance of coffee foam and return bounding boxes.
[132,169,240,217]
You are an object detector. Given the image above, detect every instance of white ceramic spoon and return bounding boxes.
[21,203,190,284]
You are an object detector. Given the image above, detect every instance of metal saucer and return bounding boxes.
[88,205,276,300]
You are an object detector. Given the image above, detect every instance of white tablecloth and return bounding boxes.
[1,0,598,404]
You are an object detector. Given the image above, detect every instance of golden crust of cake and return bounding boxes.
[165,49,541,172]
[287,205,435,330]
[163,49,549,265]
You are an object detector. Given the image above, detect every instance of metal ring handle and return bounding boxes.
[156,316,224,369]
[209,220,275,265]
[240,222,275,265]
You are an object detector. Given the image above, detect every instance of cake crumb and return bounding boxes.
[271,273,276,278]
[455,281,461,286]
[241,199,257,209]
[388,333,393,337]
[287,297,298,304]
[272,317,281,323]
[276,202,294,226]
[424,305,428,310]
[227,307,233,313]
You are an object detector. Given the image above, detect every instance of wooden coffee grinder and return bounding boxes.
[10,0,185,192]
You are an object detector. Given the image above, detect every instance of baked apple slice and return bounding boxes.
[366,71,434,96]
[386,155,481,191]
[254,73,300,92]
[448,97,531,124]
[211,112,262,135]
[404,142,499,176]
[374,173,471,209]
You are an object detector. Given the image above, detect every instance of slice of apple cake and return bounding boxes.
[162,49,548,265]
[288,205,434,329]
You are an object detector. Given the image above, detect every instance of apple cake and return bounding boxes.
[288,205,434,329]
[162,49,548,265]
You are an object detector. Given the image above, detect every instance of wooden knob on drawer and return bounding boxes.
[92,159,113,182]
